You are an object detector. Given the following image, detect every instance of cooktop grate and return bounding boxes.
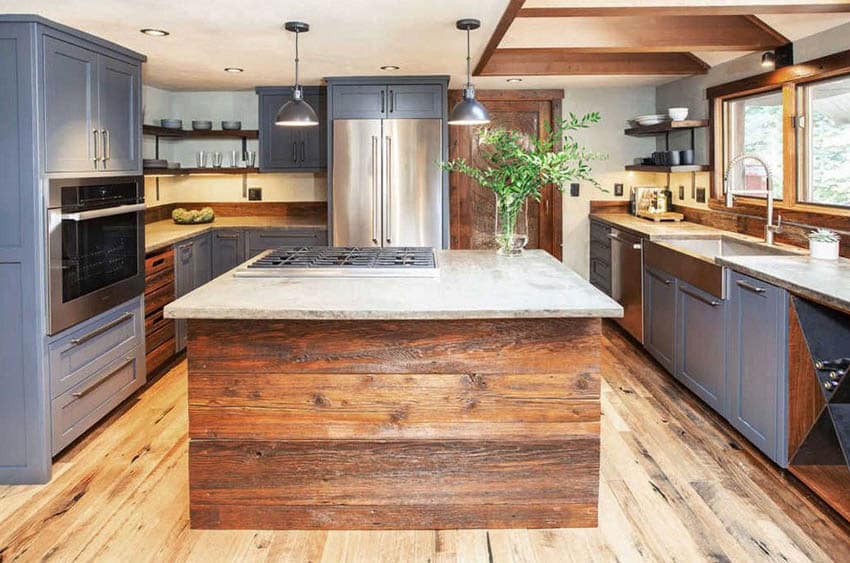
[247,247,437,270]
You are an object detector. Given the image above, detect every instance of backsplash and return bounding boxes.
[145,201,327,225]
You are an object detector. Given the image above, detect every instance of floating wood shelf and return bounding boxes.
[624,120,709,137]
[143,167,259,176]
[625,164,711,173]
[143,125,259,139]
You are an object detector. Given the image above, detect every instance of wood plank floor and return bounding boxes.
[1,322,848,562]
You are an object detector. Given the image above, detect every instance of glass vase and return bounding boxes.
[494,194,528,256]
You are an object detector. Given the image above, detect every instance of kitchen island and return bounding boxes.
[165,249,622,530]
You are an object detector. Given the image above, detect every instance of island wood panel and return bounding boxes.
[187,317,602,529]
[787,301,827,456]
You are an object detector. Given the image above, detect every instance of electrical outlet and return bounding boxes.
[570,183,580,197]
[696,187,706,203]
[678,185,685,200]
[248,187,262,201]
[614,183,624,197]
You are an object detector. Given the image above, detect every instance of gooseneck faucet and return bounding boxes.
[723,154,782,245]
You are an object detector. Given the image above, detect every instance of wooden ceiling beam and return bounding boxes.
[473,0,526,77]
[479,49,710,76]
[517,5,850,17]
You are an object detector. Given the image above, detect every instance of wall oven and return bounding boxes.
[47,176,145,335]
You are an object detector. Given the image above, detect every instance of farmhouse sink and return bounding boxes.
[661,235,799,259]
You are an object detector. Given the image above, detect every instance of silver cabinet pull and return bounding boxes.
[680,286,720,307]
[300,140,306,162]
[92,129,100,167]
[71,355,135,398]
[385,136,392,244]
[216,234,240,240]
[292,141,297,162]
[371,135,379,245]
[389,89,394,113]
[380,90,385,114]
[648,269,673,286]
[62,203,146,222]
[736,279,767,295]
[70,312,134,346]
[102,130,110,162]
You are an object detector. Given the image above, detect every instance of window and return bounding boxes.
[722,90,784,199]
[798,75,850,208]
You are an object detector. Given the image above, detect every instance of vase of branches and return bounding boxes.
[442,112,604,256]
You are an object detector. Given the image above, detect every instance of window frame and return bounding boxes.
[708,48,850,218]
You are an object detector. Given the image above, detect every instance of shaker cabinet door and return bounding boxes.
[192,233,212,288]
[42,35,99,173]
[676,281,726,414]
[212,230,244,277]
[259,93,301,171]
[299,90,327,169]
[643,266,677,374]
[331,84,387,119]
[386,84,443,118]
[97,54,140,173]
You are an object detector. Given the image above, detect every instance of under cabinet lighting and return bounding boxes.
[506,78,522,83]
[224,67,244,73]
[140,28,169,37]
[381,65,401,71]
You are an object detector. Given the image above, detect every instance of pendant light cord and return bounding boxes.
[465,28,471,89]
[294,30,300,88]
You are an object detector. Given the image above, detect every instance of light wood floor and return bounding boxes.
[2,323,849,562]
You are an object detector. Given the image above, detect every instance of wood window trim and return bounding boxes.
[708,47,850,219]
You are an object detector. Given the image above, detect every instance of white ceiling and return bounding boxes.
[1,0,849,91]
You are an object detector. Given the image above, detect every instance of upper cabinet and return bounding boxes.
[330,83,443,120]
[256,86,327,173]
[41,29,143,175]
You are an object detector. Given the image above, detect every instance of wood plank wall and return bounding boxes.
[145,201,327,224]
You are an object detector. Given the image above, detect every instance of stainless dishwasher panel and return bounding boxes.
[332,119,383,247]
[610,228,644,342]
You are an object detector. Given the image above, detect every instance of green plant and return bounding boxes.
[441,112,606,251]
[808,228,840,243]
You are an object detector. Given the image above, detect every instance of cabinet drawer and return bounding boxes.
[590,221,611,245]
[146,336,176,376]
[145,318,175,355]
[145,263,174,295]
[145,248,174,277]
[590,257,611,280]
[49,299,142,399]
[247,229,328,257]
[51,351,143,454]
[145,281,174,316]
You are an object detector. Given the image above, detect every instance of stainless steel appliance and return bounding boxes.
[47,176,145,335]
[235,246,439,278]
[609,228,644,342]
[332,119,442,248]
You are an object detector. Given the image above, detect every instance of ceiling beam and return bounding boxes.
[479,49,710,76]
[517,4,850,17]
[473,0,526,77]
[503,15,788,52]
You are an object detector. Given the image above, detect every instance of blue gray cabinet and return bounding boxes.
[212,229,245,277]
[726,270,789,465]
[256,86,326,172]
[0,16,145,483]
[331,84,387,119]
[331,83,443,119]
[676,281,726,414]
[246,228,328,259]
[193,232,212,287]
[97,54,141,172]
[174,233,212,352]
[588,219,611,295]
[644,265,677,374]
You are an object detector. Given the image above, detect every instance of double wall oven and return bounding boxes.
[47,176,145,335]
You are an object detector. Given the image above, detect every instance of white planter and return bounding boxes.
[809,239,839,260]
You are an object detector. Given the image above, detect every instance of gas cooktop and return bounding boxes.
[234,247,439,278]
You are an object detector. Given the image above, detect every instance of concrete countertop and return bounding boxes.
[145,217,328,254]
[164,249,624,321]
[589,213,724,240]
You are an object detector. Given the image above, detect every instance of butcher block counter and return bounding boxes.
[166,250,621,530]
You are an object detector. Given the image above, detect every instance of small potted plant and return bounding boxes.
[808,228,840,260]
[441,113,605,256]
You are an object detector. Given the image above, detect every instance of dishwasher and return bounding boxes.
[609,228,644,342]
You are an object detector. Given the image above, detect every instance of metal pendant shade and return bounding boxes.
[448,18,490,126]
[276,21,319,127]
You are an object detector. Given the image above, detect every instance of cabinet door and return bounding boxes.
[677,281,726,414]
[97,54,140,173]
[726,271,788,465]
[258,92,302,171]
[299,89,327,169]
[193,233,212,289]
[331,84,387,119]
[643,266,677,374]
[174,241,195,353]
[387,84,442,118]
[247,229,328,259]
[212,230,244,277]
[42,35,99,173]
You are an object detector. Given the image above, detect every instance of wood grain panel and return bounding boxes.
[145,201,327,224]
[789,465,850,524]
[143,281,174,317]
[146,336,176,376]
[480,49,709,76]
[518,5,850,17]
[590,200,630,214]
[472,0,527,77]
[189,438,599,506]
[187,318,601,375]
[144,248,173,276]
[787,301,827,457]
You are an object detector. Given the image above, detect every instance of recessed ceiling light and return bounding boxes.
[761,51,776,69]
[506,78,523,83]
[381,65,400,71]
[140,28,169,37]
[224,67,244,73]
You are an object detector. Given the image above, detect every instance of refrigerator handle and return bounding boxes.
[371,135,379,245]
[385,135,392,245]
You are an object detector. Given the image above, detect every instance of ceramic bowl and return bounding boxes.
[221,121,242,130]
[160,119,182,129]
[192,120,213,130]
[668,107,689,121]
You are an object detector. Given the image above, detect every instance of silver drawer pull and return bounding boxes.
[648,270,673,286]
[71,355,135,398]
[70,312,134,346]
[216,234,240,240]
[680,286,720,307]
[607,233,620,241]
[62,203,146,222]
[736,280,767,295]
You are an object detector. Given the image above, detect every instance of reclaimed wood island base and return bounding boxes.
[187,317,602,530]
[166,250,622,530]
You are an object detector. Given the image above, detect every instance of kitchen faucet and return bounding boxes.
[723,154,782,245]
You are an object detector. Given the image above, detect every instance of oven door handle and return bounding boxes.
[61,203,146,221]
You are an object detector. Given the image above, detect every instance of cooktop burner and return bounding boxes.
[234,247,439,278]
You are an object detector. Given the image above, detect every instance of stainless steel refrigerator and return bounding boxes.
[332,119,443,248]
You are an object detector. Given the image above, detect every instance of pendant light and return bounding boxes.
[275,21,319,127]
[448,18,490,126]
